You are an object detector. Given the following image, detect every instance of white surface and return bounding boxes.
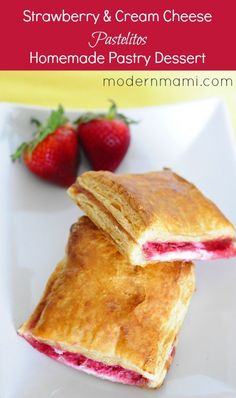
[0,98,236,398]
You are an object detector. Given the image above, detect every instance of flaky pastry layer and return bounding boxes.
[68,169,236,265]
[18,217,195,388]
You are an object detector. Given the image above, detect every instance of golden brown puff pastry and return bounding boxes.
[18,216,195,388]
[68,169,236,265]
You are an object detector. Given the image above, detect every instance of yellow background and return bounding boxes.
[0,71,235,134]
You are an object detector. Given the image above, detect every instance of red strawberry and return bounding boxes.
[76,101,135,171]
[11,106,79,187]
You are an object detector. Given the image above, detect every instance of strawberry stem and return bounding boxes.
[106,100,117,120]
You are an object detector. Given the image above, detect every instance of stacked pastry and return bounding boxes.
[18,169,236,388]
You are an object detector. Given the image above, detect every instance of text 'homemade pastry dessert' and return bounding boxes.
[68,169,236,265]
[18,217,195,388]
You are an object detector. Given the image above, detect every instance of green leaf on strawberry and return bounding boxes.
[75,100,137,127]
[11,105,68,161]
[11,106,79,187]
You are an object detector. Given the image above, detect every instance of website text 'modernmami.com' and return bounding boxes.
[102,75,233,88]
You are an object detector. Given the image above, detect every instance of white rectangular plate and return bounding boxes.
[1,98,236,398]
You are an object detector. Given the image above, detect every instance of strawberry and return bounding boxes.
[11,106,79,187]
[76,101,135,172]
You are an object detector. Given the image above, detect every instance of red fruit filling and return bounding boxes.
[142,238,236,260]
[21,334,148,386]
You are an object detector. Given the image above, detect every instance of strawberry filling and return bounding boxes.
[21,334,148,386]
[142,237,236,260]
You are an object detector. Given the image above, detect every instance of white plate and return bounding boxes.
[1,98,236,398]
